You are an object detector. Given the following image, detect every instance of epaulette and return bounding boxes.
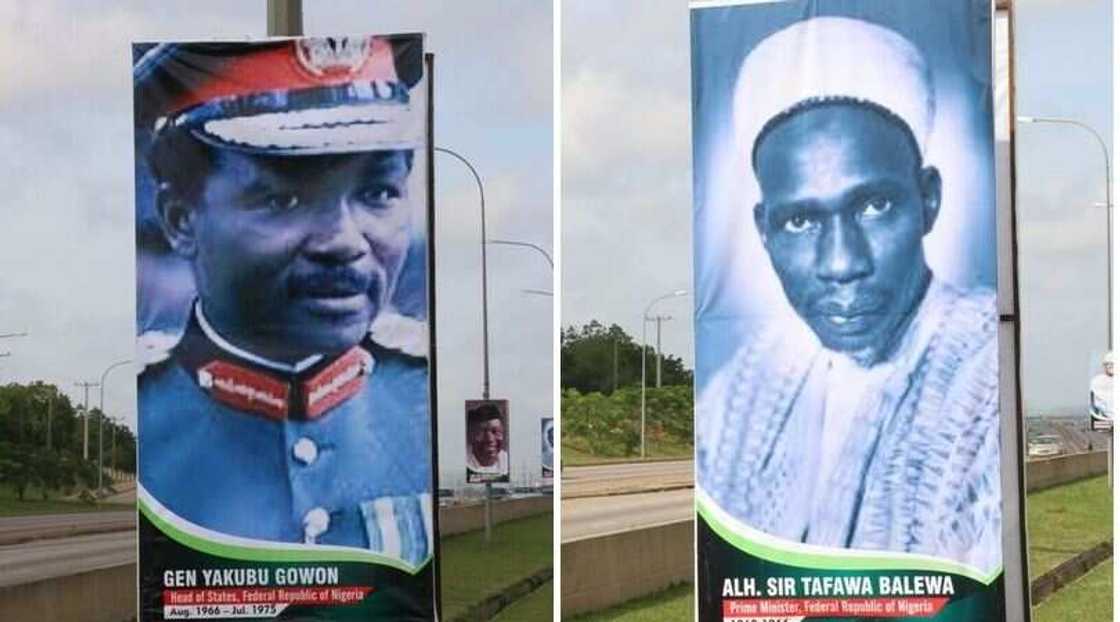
[136,329,183,370]
[369,311,428,359]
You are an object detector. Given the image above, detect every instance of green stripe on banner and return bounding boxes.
[696,497,1002,585]
[139,497,431,575]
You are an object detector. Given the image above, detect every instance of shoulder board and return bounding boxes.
[136,329,183,370]
[369,311,428,359]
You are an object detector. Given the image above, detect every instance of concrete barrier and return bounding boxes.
[1025,451,1108,492]
[440,495,552,536]
[0,563,135,622]
[561,520,693,618]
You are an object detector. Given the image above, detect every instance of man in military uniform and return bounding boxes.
[135,36,433,568]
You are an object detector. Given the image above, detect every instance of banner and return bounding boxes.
[133,35,437,621]
[465,399,511,483]
[542,417,555,480]
[691,1,1006,620]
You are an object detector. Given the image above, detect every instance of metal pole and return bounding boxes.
[654,315,671,388]
[46,396,52,450]
[613,337,618,393]
[640,291,688,459]
[75,382,98,461]
[434,147,493,542]
[641,316,648,459]
[267,0,302,37]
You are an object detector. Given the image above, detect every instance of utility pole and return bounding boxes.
[651,315,672,388]
[612,337,619,393]
[74,381,99,461]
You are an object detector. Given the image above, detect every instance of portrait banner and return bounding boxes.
[541,417,555,480]
[465,399,511,484]
[691,1,1009,620]
[133,34,438,621]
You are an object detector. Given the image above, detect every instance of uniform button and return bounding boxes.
[293,437,318,465]
[303,507,330,544]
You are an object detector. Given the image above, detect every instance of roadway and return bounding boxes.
[561,460,695,541]
[562,488,694,542]
[0,530,135,588]
[562,459,693,498]
[0,512,135,546]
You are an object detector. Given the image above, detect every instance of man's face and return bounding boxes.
[1105,362,1113,377]
[471,417,505,466]
[167,149,412,361]
[753,104,940,366]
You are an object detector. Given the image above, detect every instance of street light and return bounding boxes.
[489,239,553,295]
[488,239,554,270]
[1017,115,1112,345]
[640,289,688,458]
[435,147,491,400]
[98,359,132,491]
[435,146,500,543]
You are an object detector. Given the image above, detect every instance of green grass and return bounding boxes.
[439,512,552,620]
[493,579,553,621]
[1033,559,1112,621]
[561,440,693,467]
[565,477,1114,620]
[1025,475,1113,579]
[568,583,693,621]
[0,483,133,516]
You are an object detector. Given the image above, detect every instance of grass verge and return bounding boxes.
[0,483,133,517]
[567,583,693,621]
[440,512,552,620]
[561,441,693,467]
[492,579,553,621]
[1032,560,1112,622]
[1026,474,1112,579]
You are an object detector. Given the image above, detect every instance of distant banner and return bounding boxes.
[134,35,437,620]
[465,399,510,483]
[541,417,555,480]
[691,1,1006,620]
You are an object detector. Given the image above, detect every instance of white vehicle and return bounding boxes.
[1028,434,1063,458]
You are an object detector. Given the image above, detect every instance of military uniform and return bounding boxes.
[139,305,434,568]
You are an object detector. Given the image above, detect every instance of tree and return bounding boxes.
[562,320,692,394]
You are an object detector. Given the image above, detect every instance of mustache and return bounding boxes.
[810,291,888,316]
[288,266,377,297]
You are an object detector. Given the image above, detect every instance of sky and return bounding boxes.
[0,1,553,489]
[562,0,1112,417]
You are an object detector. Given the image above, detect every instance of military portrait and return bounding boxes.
[693,7,1001,576]
[465,399,510,483]
[133,35,435,570]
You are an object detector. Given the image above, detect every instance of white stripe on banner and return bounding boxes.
[374,497,402,561]
[419,492,434,561]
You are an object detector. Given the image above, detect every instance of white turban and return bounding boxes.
[734,16,935,172]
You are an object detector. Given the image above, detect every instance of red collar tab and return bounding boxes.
[303,347,374,419]
[196,346,373,421]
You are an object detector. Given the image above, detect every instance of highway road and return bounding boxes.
[0,511,134,546]
[561,488,693,542]
[0,530,135,588]
[562,459,693,497]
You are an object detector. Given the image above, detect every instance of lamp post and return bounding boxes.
[1016,115,1112,345]
[434,146,496,541]
[488,239,554,270]
[489,239,553,295]
[1019,115,1114,489]
[640,289,688,458]
[98,359,132,491]
[435,147,491,400]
